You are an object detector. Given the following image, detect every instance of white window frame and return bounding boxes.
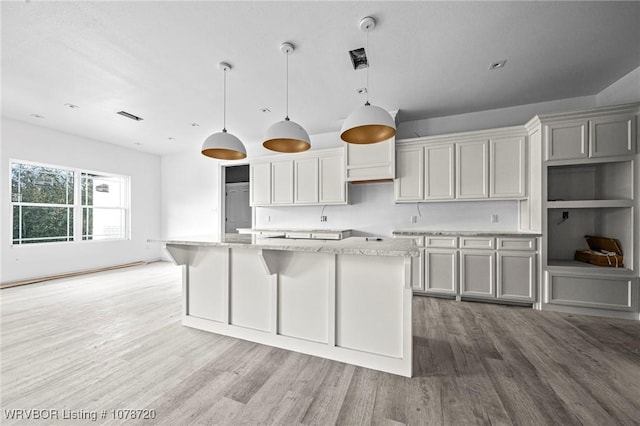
[10,159,131,246]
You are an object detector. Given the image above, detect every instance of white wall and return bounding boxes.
[596,66,640,107]
[255,183,519,236]
[0,118,162,283]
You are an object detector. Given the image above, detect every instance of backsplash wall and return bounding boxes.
[254,182,519,236]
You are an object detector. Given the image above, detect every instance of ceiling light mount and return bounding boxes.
[201,61,247,160]
[489,60,507,70]
[341,16,396,145]
[263,41,311,153]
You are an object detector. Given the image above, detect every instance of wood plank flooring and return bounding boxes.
[1,261,639,425]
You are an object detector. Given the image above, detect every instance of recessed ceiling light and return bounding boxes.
[356,87,367,95]
[133,142,143,146]
[168,137,176,140]
[64,103,79,109]
[489,60,507,70]
[30,114,44,118]
[260,107,271,113]
[190,123,200,127]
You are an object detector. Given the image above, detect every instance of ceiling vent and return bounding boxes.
[117,110,144,121]
[349,47,368,70]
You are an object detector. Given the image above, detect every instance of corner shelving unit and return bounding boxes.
[527,103,640,320]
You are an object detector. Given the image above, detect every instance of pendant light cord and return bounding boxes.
[222,67,227,132]
[366,30,370,105]
[285,51,289,120]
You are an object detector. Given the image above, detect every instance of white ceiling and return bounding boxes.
[2,1,639,156]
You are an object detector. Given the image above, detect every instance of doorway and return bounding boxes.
[222,164,251,233]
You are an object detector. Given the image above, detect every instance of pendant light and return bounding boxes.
[263,42,311,153]
[201,62,247,160]
[341,16,396,145]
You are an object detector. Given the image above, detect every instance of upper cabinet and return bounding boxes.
[250,148,347,207]
[394,127,526,203]
[345,137,395,182]
[490,136,526,198]
[540,109,637,163]
[456,140,489,199]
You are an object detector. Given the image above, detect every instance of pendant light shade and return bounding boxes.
[201,62,247,160]
[340,102,396,144]
[263,42,311,153]
[341,16,396,145]
[202,129,247,160]
[263,117,310,153]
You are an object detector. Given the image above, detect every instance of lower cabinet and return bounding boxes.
[399,234,538,305]
[425,249,457,295]
[460,250,495,298]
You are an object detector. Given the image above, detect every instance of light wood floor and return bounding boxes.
[1,262,639,425]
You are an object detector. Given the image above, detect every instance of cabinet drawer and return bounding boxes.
[286,232,312,239]
[394,236,425,247]
[311,232,342,240]
[425,236,458,249]
[497,237,536,251]
[459,237,495,249]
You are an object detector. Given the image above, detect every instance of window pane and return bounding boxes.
[11,163,74,205]
[12,205,73,244]
[81,173,126,207]
[83,208,125,240]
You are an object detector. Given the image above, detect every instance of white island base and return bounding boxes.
[165,241,413,377]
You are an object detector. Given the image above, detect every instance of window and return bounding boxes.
[11,161,130,245]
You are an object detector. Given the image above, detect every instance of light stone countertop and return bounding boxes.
[393,230,542,237]
[155,234,419,257]
[237,228,351,234]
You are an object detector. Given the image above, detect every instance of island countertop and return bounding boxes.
[156,234,419,257]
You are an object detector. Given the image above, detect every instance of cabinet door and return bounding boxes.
[456,140,489,199]
[425,144,455,200]
[319,155,346,204]
[460,250,495,298]
[250,162,271,206]
[545,120,588,161]
[294,157,318,204]
[490,136,526,198]
[589,114,636,158]
[497,251,535,302]
[424,249,457,295]
[345,138,395,181]
[271,160,294,205]
[395,146,424,201]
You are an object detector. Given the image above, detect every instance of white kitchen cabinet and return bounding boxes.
[424,249,457,295]
[545,119,588,161]
[271,160,294,204]
[589,114,636,158]
[456,140,489,199]
[294,157,319,204]
[460,250,495,298]
[425,144,455,200]
[490,136,526,198]
[319,154,347,204]
[250,162,271,206]
[395,146,424,201]
[497,251,535,302]
[345,137,395,182]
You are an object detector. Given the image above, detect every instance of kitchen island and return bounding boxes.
[161,235,419,377]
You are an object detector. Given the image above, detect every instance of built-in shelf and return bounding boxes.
[547,260,632,275]
[547,199,633,209]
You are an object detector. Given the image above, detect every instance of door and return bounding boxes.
[271,160,294,205]
[545,120,588,161]
[424,249,457,295]
[319,155,346,204]
[490,136,526,198]
[589,114,636,158]
[395,146,424,201]
[294,157,319,204]
[225,182,251,233]
[497,251,535,302]
[250,162,271,206]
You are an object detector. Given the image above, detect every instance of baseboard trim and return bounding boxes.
[1,261,148,289]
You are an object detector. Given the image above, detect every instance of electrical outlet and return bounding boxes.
[320,215,327,222]
[410,216,417,223]
[490,214,499,223]
[562,211,569,220]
